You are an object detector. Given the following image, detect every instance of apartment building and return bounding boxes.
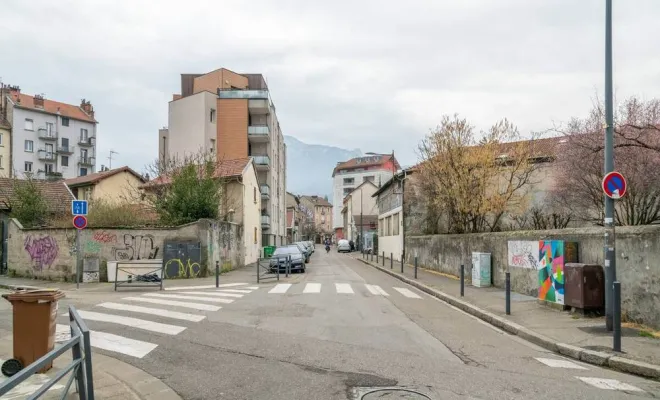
[158,68,286,246]
[0,84,97,179]
[299,195,333,243]
[332,153,399,239]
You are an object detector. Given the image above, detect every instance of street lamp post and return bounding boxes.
[604,0,616,331]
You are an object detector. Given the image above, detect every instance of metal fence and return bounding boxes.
[256,255,295,283]
[0,306,94,399]
[114,263,164,291]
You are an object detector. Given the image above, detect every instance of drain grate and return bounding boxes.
[354,387,433,399]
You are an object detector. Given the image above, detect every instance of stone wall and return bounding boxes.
[404,225,660,329]
[8,218,242,281]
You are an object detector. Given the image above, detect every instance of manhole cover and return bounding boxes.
[359,387,432,399]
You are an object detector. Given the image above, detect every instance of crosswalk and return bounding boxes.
[267,282,422,299]
[56,283,258,359]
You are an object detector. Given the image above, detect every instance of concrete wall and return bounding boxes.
[8,218,243,281]
[404,225,660,329]
[167,91,216,160]
[0,126,10,177]
[241,162,261,265]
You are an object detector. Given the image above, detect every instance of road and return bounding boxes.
[5,246,660,399]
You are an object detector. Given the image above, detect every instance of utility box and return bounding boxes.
[471,252,492,288]
[564,263,605,310]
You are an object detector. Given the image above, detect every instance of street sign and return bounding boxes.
[73,215,88,230]
[602,171,627,199]
[72,200,88,216]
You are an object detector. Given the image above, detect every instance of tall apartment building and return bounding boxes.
[0,84,97,179]
[299,195,333,243]
[158,68,286,246]
[332,153,399,239]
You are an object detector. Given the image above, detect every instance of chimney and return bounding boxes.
[33,94,44,108]
[80,99,94,118]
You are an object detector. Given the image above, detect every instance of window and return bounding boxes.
[80,148,88,161]
[61,155,69,167]
[343,187,353,196]
[253,187,257,203]
[46,122,54,135]
[210,109,216,123]
[24,162,32,172]
[254,227,257,244]
[80,128,88,141]
[24,140,34,152]
[343,178,354,185]
[363,176,375,183]
[79,167,88,176]
[393,212,400,236]
[45,163,54,173]
[0,155,3,168]
[61,137,69,151]
[24,119,34,131]
[61,117,70,127]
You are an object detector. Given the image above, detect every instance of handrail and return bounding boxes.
[0,305,94,399]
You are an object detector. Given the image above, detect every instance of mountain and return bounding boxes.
[284,136,362,202]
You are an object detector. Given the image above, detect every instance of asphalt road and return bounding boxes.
[3,246,660,399]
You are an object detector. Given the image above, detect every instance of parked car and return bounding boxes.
[337,239,351,253]
[270,246,306,273]
[294,242,311,263]
[305,241,315,253]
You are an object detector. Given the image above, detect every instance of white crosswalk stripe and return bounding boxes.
[164,283,248,291]
[244,286,260,290]
[393,287,422,299]
[178,291,244,298]
[269,283,292,294]
[335,283,354,294]
[98,302,206,322]
[303,283,322,293]
[365,284,389,296]
[56,324,157,358]
[535,357,587,370]
[142,293,234,304]
[218,289,253,294]
[576,377,644,392]
[75,310,186,335]
[123,296,221,311]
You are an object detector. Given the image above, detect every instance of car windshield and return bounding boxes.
[273,247,301,256]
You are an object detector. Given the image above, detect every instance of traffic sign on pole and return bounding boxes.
[73,215,88,230]
[602,171,627,200]
[72,200,88,216]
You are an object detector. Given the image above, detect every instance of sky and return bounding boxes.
[2,0,659,172]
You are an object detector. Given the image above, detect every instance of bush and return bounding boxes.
[51,200,159,228]
[9,177,49,227]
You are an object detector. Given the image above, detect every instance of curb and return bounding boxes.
[355,256,660,380]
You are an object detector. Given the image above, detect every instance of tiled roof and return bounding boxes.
[141,158,251,188]
[333,154,400,176]
[8,92,96,123]
[0,178,74,213]
[65,166,146,187]
[300,195,332,207]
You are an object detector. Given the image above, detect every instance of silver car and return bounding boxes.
[337,239,351,253]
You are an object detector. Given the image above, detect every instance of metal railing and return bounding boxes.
[0,306,95,399]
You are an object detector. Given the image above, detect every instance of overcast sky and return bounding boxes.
[2,0,659,172]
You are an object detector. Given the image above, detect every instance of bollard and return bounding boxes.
[286,256,290,278]
[257,259,260,284]
[401,255,404,273]
[376,252,379,264]
[505,272,511,315]
[382,251,385,266]
[371,251,373,262]
[460,264,465,297]
[215,261,220,288]
[414,256,418,279]
[390,253,393,269]
[613,281,622,352]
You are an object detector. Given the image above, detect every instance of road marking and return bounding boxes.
[365,284,389,296]
[143,293,234,304]
[335,283,354,294]
[98,302,206,322]
[123,296,221,311]
[76,310,186,335]
[576,377,644,392]
[178,291,244,298]
[269,284,292,294]
[164,283,247,291]
[56,324,158,358]
[217,289,252,294]
[244,286,260,290]
[303,283,322,293]
[393,287,422,299]
[535,357,587,370]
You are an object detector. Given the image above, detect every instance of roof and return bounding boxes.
[372,168,417,197]
[0,178,74,213]
[8,92,97,123]
[332,153,400,177]
[300,195,332,207]
[65,166,146,188]
[141,158,252,188]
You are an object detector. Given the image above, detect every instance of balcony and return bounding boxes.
[253,155,270,171]
[261,215,271,229]
[78,137,95,147]
[217,89,268,100]
[260,184,270,200]
[57,146,74,154]
[46,171,63,180]
[248,125,270,143]
[78,157,95,167]
[37,128,58,141]
[37,150,56,161]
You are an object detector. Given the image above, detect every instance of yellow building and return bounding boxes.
[65,166,146,205]
[0,115,10,177]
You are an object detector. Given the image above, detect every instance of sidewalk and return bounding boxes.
[0,334,182,400]
[354,253,660,380]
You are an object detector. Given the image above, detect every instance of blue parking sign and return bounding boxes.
[72,200,88,216]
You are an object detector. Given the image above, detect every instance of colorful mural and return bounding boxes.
[538,240,565,304]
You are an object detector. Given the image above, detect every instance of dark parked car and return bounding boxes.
[269,246,306,273]
[293,243,311,263]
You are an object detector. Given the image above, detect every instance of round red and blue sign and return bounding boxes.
[602,171,627,200]
[73,215,88,230]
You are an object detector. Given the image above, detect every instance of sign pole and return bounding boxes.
[75,228,80,289]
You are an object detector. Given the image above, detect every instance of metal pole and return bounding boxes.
[460,264,464,297]
[390,253,393,269]
[613,281,622,351]
[414,256,418,279]
[286,256,290,278]
[382,251,385,266]
[75,229,80,289]
[505,272,511,315]
[215,261,219,288]
[376,252,379,264]
[401,255,404,273]
[604,0,616,332]
[257,259,260,284]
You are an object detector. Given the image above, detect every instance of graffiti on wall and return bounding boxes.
[92,231,117,243]
[112,234,159,261]
[164,258,201,279]
[507,240,540,269]
[538,240,565,304]
[219,223,235,250]
[163,241,202,279]
[24,235,59,271]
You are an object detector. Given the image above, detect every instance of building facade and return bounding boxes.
[331,153,399,239]
[159,68,286,246]
[65,166,146,205]
[0,114,10,176]
[0,85,97,179]
[299,195,333,243]
[341,181,378,247]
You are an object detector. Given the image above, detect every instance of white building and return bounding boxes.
[0,85,97,179]
[331,153,399,239]
[372,169,415,261]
